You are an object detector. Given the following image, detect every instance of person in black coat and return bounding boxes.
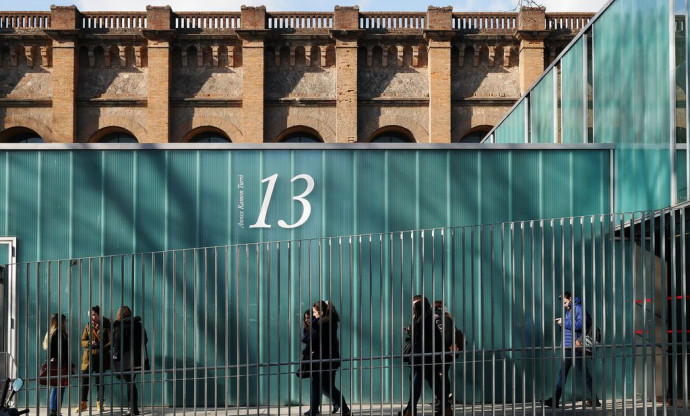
[44,313,69,416]
[302,300,351,416]
[399,295,448,416]
[112,306,150,416]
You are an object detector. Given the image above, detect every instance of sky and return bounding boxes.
[4,0,609,13]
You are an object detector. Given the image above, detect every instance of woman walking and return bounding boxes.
[75,305,111,413]
[400,295,449,416]
[44,313,69,416]
[112,306,150,416]
[302,300,351,416]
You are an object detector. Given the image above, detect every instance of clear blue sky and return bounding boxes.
[4,0,609,13]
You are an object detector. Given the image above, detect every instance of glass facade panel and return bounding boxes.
[495,100,526,143]
[530,68,556,143]
[593,0,671,144]
[561,37,586,143]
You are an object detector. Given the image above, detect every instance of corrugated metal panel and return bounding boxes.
[0,148,615,264]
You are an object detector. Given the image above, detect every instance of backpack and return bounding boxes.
[434,313,465,356]
[577,311,601,353]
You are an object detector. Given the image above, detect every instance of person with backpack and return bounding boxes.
[544,292,600,408]
[399,296,451,416]
[432,301,457,414]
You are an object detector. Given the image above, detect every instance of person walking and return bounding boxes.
[112,306,150,416]
[302,300,351,416]
[544,292,600,408]
[399,295,449,416]
[75,305,111,413]
[44,313,69,416]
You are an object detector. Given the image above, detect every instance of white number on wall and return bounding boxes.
[249,174,315,229]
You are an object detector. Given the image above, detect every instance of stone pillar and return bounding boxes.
[517,7,548,95]
[46,6,80,143]
[239,6,267,143]
[425,6,453,143]
[143,6,174,143]
[332,6,361,143]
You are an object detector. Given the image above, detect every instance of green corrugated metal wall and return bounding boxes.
[0,148,612,264]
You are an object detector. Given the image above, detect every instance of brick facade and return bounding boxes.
[0,5,591,143]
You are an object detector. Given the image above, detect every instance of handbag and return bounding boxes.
[39,359,75,387]
[402,336,412,364]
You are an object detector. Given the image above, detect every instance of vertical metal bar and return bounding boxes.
[681,207,689,412]
[670,0,678,206]
[287,242,292,416]
[489,225,495,416]
[539,220,545,414]
[670,208,679,416]
[520,222,526,415]
[660,209,668,416]
[255,244,260,413]
[510,222,516,415]
[368,235,373,416]
[530,221,536,416]
[501,222,508,414]
[641,212,649,414]
[622,213,628,416]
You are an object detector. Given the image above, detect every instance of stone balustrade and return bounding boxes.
[0,12,51,29]
[0,8,604,34]
[545,13,593,31]
[81,12,147,29]
[175,12,241,30]
[266,12,333,29]
[359,12,425,30]
[453,13,517,32]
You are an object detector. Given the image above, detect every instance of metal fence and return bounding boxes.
[1,206,689,415]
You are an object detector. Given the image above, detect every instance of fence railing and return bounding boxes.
[2,206,688,414]
[0,12,50,29]
[174,13,241,30]
[81,12,147,29]
[266,12,332,29]
[545,13,593,31]
[453,13,517,32]
[359,12,426,30]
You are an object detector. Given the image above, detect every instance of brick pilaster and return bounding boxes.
[426,6,453,143]
[144,6,174,143]
[333,6,360,143]
[517,7,548,95]
[239,6,266,142]
[46,6,80,143]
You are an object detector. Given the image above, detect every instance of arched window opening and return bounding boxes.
[93,46,105,68]
[186,45,198,68]
[279,46,290,67]
[494,46,505,67]
[232,45,242,67]
[310,46,321,67]
[189,131,231,143]
[294,46,306,67]
[372,46,383,67]
[455,126,493,143]
[325,46,336,67]
[402,46,413,67]
[370,129,414,143]
[463,46,474,67]
[388,46,399,67]
[0,128,44,143]
[280,132,322,143]
[97,131,138,143]
[417,45,428,67]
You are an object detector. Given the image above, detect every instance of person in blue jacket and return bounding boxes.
[544,292,600,408]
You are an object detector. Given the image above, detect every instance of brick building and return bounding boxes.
[0,5,592,144]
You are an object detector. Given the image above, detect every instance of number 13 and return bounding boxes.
[249,173,315,229]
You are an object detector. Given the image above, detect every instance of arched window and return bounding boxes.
[0,128,44,143]
[370,130,413,143]
[189,131,231,143]
[98,132,138,143]
[455,126,492,143]
[280,132,322,143]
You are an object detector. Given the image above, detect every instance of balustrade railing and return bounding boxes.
[545,13,593,31]
[359,12,425,30]
[0,12,50,29]
[81,12,147,29]
[266,12,332,29]
[452,12,516,32]
[175,12,240,30]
